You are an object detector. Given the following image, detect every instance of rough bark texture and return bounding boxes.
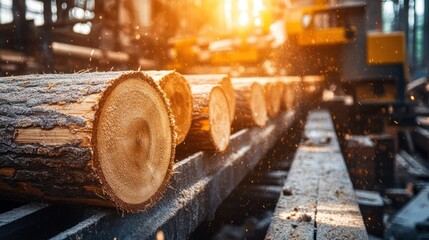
[145,71,193,144]
[0,71,176,212]
[231,81,267,132]
[185,74,235,125]
[278,76,300,110]
[263,80,283,118]
[232,77,282,118]
[179,84,230,153]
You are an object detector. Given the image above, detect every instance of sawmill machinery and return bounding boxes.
[169,0,411,131]
[283,0,412,132]
[0,0,415,131]
[171,0,407,96]
[1,0,410,99]
[0,0,175,75]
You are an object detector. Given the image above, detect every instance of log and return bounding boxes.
[278,76,301,110]
[181,84,231,152]
[232,77,282,118]
[52,42,129,63]
[0,71,176,212]
[282,82,294,110]
[52,42,158,69]
[264,80,283,118]
[145,71,193,144]
[185,74,235,125]
[230,79,268,131]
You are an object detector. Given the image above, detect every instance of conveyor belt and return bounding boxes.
[0,111,296,240]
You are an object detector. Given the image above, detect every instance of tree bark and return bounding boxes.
[263,80,283,118]
[0,71,176,212]
[145,71,193,144]
[278,76,300,110]
[185,74,235,125]
[232,77,282,118]
[180,84,230,152]
[230,79,268,132]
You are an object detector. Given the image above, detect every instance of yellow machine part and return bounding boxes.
[210,48,259,64]
[168,37,199,69]
[285,9,305,34]
[367,32,406,65]
[285,5,351,46]
[298,28,349,46]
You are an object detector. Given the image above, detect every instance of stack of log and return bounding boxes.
[0,71,303,211]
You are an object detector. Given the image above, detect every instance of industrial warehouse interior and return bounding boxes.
[0,0,429,239]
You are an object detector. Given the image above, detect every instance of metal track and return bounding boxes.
[0,111,297,240]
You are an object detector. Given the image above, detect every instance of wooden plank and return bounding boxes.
[50,111,296,240]
[311,112,367,240]
[265,110,368,240]
[265,195,316,240]
[317,153,368,240]
[266,151,320,240]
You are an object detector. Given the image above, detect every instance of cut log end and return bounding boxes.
[93,74,175,211]
[159,73,193,144]
[185,74,235,126]
[250,83,268,126]
[209,86,231,152]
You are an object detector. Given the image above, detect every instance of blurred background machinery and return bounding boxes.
[1,0,428,83]
[0,0,178,74]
